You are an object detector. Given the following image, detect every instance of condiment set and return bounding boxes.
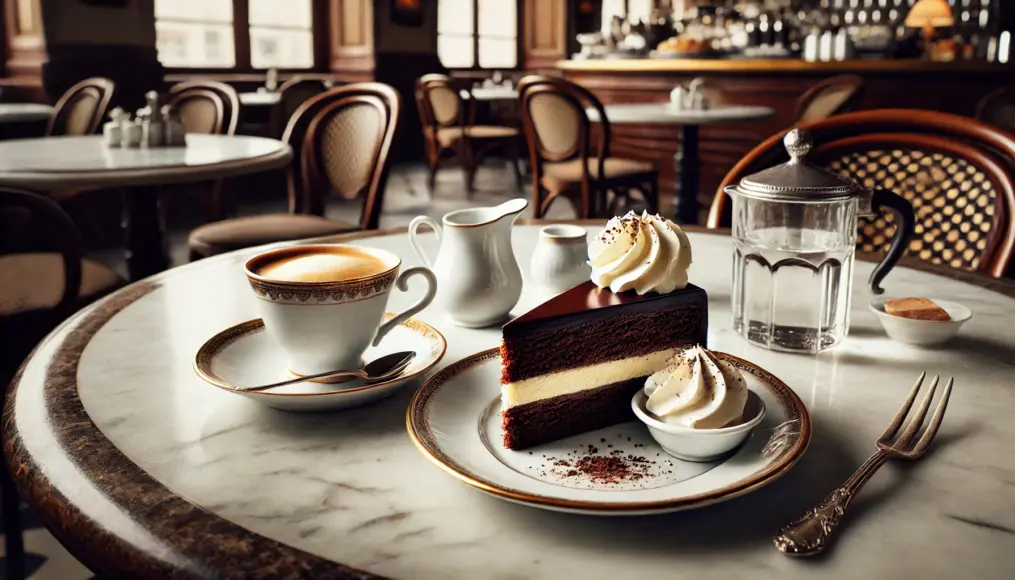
[103,90,186,149]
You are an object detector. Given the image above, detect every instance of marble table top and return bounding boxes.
[7,224,1015,579]
[467,86,519,101]
[240,91,282,106]
[0,102,53,123]
[0,134,292,190]
[587,103,775,125]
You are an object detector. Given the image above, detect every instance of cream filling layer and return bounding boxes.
[502,348,680,409]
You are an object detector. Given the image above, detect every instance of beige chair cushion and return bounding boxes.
[436,125,519,147]
[542,157,655,185]
[189,214,359,257]
[0,253,124,314]
[527,92,581,156]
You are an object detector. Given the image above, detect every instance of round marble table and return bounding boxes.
[467,86,519,101]
[0,134,292,281]
[6,223,1015,579]
[240,91,282,107]
[586,104,775,224]
[0,102,53,124]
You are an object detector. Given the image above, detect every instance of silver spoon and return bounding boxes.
[237,351,416,393]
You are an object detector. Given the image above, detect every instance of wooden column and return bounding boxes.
[329,0,375,82]
[523,0,568,70]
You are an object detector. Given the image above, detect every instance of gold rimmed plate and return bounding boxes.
[407,349,810,515]
[195,314,446,412]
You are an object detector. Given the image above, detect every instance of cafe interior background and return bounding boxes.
[0,0,1013,578]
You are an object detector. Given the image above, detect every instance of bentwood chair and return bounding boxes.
[708,109,1015,278]
[517,75,659,219]
[45,77,115,136]
[795,74,865,125]
[167,79,240,136]
[271,76,331,137]
[187,83,401,259]
[975,86,1015,136]
[415,74,523,195]
[166,80,241,221]
[0,188,126,579]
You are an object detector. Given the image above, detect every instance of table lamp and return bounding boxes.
[905,0,955,60]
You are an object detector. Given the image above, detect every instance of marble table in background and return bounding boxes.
[240,91,283,106]
[0,103,53,124]
[0,134,292,281]
[586,103,775,224]
[6,224,1015,579]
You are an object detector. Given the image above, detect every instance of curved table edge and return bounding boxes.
[2,280,385,580]
[0,141,293,191]
[4,221,1013,578]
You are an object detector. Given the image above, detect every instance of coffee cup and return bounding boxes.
[244,244,437,377]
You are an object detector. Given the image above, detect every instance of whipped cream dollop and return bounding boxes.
[588,211,692,295]
[645,346,748,429]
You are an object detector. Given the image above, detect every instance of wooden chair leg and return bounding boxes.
[1,382,25,580]
[508,139,523,192]
[645,179,660,215]
[206,180,227,222]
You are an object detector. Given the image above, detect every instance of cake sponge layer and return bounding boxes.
[501,347,681,408]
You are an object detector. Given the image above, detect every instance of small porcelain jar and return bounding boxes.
[529,225,590,293]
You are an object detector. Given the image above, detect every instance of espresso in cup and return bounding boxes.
[245,244,437,377]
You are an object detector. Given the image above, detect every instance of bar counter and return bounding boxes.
[555,58,1015,223]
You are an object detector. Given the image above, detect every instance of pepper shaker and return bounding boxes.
[163,105,186,147]
[102,107,126,148]
[121,115,142,148]
[141,91,165,148]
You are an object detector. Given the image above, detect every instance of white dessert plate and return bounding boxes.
[869,297,972,347]
[194,314,446,412]
[407,349,811,516]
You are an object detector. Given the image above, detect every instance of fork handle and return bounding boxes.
[773,450,890,557]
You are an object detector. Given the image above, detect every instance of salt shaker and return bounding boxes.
[102,107,126,148]
[163,105,186,147]
[121,116,142,148]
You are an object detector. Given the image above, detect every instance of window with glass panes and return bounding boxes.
[437,0,518,69]
[155,0,314,70]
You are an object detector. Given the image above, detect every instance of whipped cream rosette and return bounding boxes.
[644,346,749,429]
[588,211,692,295]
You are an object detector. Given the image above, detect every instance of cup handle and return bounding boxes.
[372,267,438,347]
[408,216,441,269]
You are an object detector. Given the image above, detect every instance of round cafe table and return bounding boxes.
[586,103,775,224]
[0,102,53,124]
[0,134,292,281]
[5,223,1015,578]
[240,91,283,107]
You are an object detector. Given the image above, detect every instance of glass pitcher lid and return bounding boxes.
[730,129,862,203]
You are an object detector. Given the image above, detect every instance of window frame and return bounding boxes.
[438,0,521,71]
[156,0,327,75]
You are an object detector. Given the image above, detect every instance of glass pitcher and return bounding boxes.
[724,129,916,353]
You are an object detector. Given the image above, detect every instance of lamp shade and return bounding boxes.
[905,0,955,28]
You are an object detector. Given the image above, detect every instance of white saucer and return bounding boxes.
[194,314,446,412]
[407,349,810,515]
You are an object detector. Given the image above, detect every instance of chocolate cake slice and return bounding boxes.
[500,280,708,450]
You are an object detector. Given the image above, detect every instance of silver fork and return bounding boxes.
[773,372,953,557]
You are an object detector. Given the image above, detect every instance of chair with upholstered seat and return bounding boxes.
[270,76,332,137]
[517,75,659,219]
[416,74,522,195]
[708,109,1015,278]
[46,77,115,136]
[0,188,126,579]
[975,86,1015,136]
[187,83,401,259]
[166,80,241,221]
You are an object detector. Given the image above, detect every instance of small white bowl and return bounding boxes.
[631,390,766,462]
[869,297,972,347]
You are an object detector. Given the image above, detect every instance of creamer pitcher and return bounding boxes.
[409,198,527,327]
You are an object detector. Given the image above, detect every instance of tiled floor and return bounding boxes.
[6,161,574,579]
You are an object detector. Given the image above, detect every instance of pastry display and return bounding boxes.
[655,35,708,55]
[884,297,952,322]
[500,212,707,450]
